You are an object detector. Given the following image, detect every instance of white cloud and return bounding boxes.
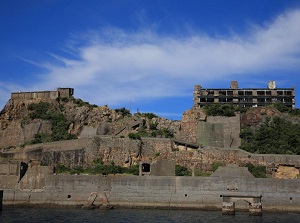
[1,9,300,111]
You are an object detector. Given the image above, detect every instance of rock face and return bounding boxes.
[0,100,52,148]
[241,107,281,128]
[0,98,180,149]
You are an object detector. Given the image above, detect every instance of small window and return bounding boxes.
[142,163,150,172]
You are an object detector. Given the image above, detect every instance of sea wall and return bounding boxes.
[2,167,300,212]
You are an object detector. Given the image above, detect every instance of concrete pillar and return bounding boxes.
[0,190,3,211]
[222,202,235,215]
[249,202,262,216]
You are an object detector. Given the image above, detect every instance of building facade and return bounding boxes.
[193,81,295,108]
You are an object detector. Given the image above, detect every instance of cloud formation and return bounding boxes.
[2,9,300,112]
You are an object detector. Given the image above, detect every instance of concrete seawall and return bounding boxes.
[1,165,300,213]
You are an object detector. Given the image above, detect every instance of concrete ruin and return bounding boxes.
[179,108,241,148]
[139,160,175,176]
[11,88,74,101]
[0,163,299,214]
[193,81,295,108]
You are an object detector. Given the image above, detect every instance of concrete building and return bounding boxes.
[193,81,295,108]
[11,87,74,101]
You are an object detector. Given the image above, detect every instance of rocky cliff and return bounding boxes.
[0,97,180,149]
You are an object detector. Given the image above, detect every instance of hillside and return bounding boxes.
[0,97,180,149]
[1,96,300,178]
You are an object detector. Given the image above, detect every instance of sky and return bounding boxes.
[1,0,300,120]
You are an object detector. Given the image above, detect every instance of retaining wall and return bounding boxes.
[2,170,300,212]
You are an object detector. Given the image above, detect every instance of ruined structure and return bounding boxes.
[1,163,299,214]
[179,108,241,148]
[193,81,295,108]
[11,87,74,101]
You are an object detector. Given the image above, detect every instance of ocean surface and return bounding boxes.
[1,207,300,223]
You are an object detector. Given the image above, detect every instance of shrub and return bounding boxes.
[28,102,51,119]
[72,98,90,107]
[204,104,236,117]
[149,122,158,130]
[128,133,141,140]
[194,170,211,177]
[141,113,158,119]
[28,101,77,144]
[245,163,266,178]
[123,165,139,175]
[115,107,131,117]
[212,162,222,172]
[175,165,192,176]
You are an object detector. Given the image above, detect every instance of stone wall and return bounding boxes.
[1,137,299,174]
[180,109,206,143]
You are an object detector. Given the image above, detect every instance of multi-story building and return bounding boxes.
[193,81,295,108]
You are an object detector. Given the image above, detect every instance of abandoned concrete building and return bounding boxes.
[11,87,74,101]
[193,81,295,108]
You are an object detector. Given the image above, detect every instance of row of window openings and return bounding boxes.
[199,104,294,108]
[203,91,293,96]
[199,98,293,103]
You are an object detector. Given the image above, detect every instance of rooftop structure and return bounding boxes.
[193,81,295,108]
[11,88,74,101]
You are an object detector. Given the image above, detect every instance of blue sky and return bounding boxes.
[1,0,300,120]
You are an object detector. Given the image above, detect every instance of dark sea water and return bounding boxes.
[1,207,300,223]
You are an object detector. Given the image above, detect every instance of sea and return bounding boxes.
[1,207,300,223]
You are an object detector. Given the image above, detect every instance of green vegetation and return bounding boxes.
[175,165,192,176]
[203,104,236,117]
[56,97,97,108]
[271,103,300,116]
[128,112,173,139]
[212,162,222,172]
[55,163,139,175]
[240,116,300,154]
[128,133,141,140]
[244,163,267,178]
[150,128,174,138]
[203,104,248,117]
[115,107,131,117]
[140,113,159,119]
[72,98,91,107]
[28,101,51,119]
[27,101,77,144]
[194,170,211,177]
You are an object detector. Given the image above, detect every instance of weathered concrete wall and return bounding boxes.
[2,165,300,212]
[198,116,241,149]
[11,91,58,100]
[0,162,19,175]
[149,160,175,176]
[180,109,241,149]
